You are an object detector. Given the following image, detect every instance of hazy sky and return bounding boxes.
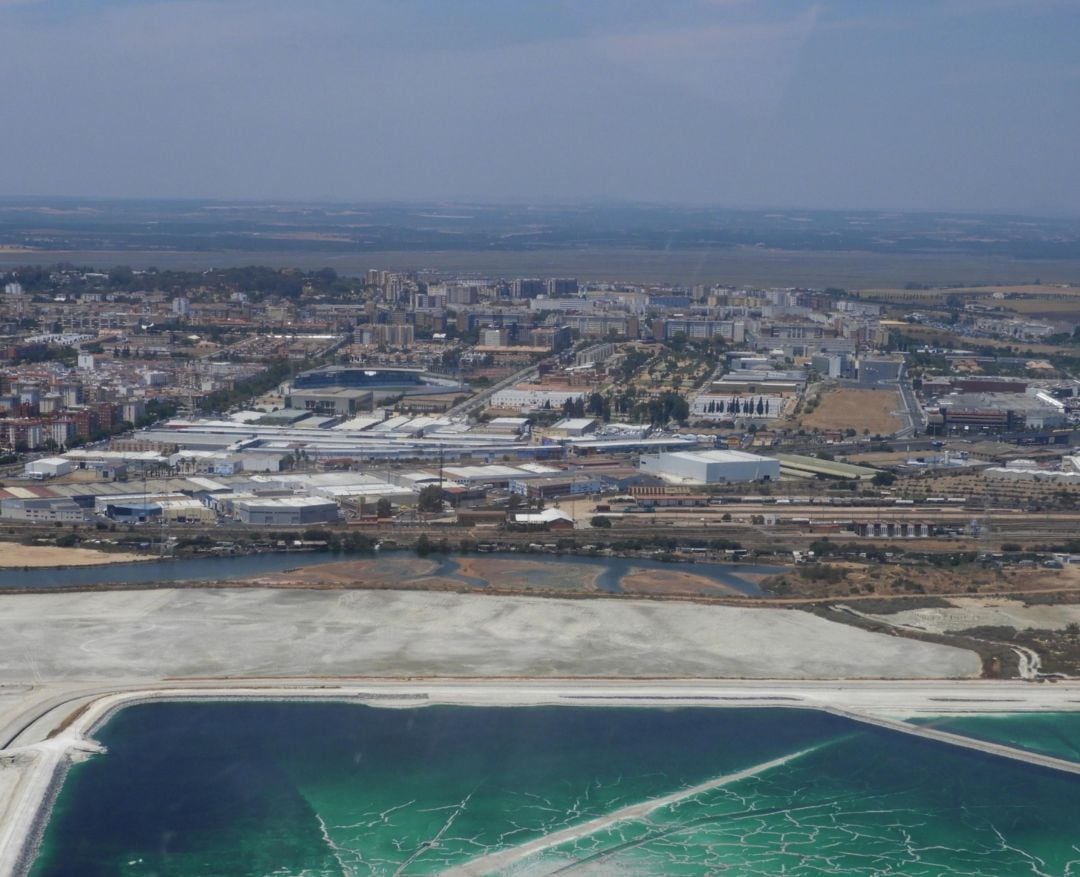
[1,0,1078,212]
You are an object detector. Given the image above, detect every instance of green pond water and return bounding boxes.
[29,703,1080,876]
[912,711,1080,764]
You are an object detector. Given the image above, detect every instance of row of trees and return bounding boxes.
[551,387,695,427]
[703,397,771,416]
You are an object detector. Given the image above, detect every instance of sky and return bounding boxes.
[0,0,1078,213]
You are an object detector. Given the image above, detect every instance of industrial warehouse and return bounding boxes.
[3,413,808,529]
[639,450,780,484]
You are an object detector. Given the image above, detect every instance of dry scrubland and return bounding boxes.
[765,562,1080,601]
[799,388,904,435]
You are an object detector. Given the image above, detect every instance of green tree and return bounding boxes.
[417,485,444,513]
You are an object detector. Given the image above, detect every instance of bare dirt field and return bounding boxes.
[0,544,144,568]
[800,388,904,435]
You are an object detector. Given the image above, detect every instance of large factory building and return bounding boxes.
[639,450,779,484]
[234,496,340,526]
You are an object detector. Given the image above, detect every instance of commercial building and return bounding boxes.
[489,386,587,412]
[930,392,1067,433]
[639,450,779,484]
[99,495,215,524]
[811,354,848,378]
[286,387,374,416]
[234,496,341,526]
[509,474,606,500]
[24,457,73,479]
[511,507,575,530]
[0,497,91,523]
[546,418,597,438]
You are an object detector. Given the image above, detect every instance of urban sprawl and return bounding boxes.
[0,265,1078,576]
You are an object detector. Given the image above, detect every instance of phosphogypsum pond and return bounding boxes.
[29,703,1080,876]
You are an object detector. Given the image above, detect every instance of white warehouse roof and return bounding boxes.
[663,450,774,465]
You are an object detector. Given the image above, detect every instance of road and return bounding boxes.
[894,365,925,438]
[445,362,539,417]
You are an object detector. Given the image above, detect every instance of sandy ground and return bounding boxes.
[0,545,144,568]
[870,597,1080,634]
[247,556,439,588]
[620,568,742,596]
[456,557,601,591]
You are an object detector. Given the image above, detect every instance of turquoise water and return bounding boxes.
[30,704,1080,876]
[913,712,1080,764]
